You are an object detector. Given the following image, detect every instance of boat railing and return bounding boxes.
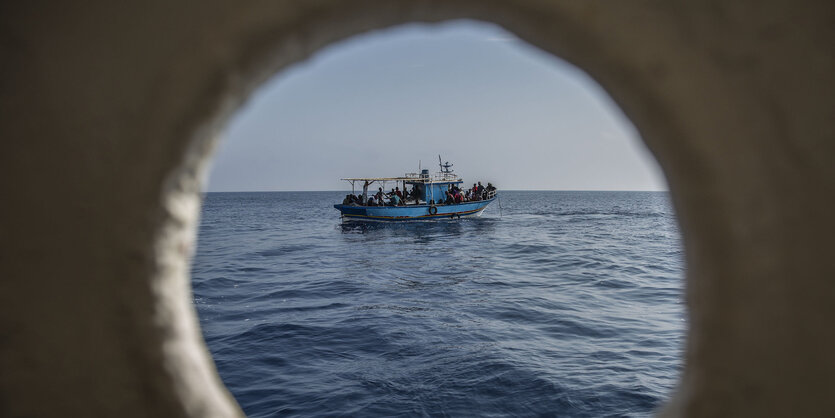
[432,172,461,182]
[396,171,461,183]
[485,189,497,199]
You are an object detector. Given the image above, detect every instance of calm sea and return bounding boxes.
[192,191,685,417]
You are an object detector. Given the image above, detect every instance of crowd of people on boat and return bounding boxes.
[437,182,496,205]
[342,181,496,207]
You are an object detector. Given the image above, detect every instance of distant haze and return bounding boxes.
[207,20,667,192]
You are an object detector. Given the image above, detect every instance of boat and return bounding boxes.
[334,156,497,222]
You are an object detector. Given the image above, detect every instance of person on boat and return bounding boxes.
[362,181,369,205]
[375,187,383,203]
[477,182,484,196]
[342,194,352,205]
[454,190,463,204]
[395,187,403,200]
[389,191,401,206]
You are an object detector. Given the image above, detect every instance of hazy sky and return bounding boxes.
[207,20,667,192]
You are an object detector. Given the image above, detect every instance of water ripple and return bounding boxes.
[193,191,685,417]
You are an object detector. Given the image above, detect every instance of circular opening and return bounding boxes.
[192,20,684,416]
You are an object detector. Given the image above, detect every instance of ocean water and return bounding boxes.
[192,191,685,417]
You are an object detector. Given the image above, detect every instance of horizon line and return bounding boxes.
[203,188,670,193]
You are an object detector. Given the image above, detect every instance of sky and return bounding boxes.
[206,20,667,192]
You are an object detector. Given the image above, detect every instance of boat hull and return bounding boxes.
[334,198,496,222]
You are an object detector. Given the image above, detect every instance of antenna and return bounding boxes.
[438,155,453,174]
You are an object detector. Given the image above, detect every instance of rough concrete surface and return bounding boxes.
[1,1,833,417]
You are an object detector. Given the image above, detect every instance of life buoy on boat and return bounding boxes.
[428,206,437,215]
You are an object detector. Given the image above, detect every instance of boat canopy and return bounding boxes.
[341,173,461,184]
[341,177,420,182]
[342,174,463,204]
[341,156,471,204]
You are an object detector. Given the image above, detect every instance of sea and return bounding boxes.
[192,191,685,417]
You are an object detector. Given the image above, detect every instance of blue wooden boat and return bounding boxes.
[334,157,497,222]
